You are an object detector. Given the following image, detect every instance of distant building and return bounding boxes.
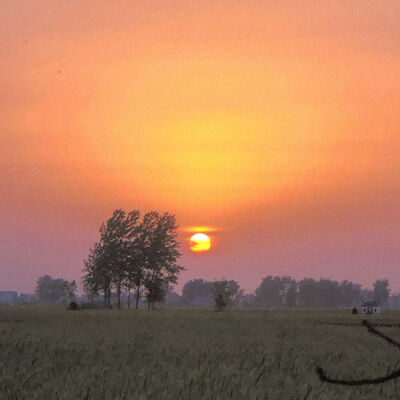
[0,291,18,305]
[361,301,381,314]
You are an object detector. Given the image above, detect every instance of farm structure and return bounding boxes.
[361,301,381,314]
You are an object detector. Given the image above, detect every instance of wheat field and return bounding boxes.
[1,307,400,399]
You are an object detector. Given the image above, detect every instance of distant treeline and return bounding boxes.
[166,276,391,309]
[3,275,394,310]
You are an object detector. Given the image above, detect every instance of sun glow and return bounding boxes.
[190,233,211,252]
[181,226,220,233]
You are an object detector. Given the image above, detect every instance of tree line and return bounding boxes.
[20,273,392,311]
[28,274,391,311]
[174,276,391,310]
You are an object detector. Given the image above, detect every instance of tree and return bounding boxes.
[297,278,319,308]
[237,293,257,309]
[226,280,240,304]
[285,278,298,307]
[255,276,297,308]
[143,212,184,310]
[82,209,140,308]
[83,242,113,308]
[255,276,285,308]
[164,289,181,306]
[339,280,362,307]
[373,279,390,308]
[106,210,140,309]
[232,288,245,308]
[82,274,99,303]
[65,280,77,302]
[36,275,67,302]
[182,279,213,306]
[145,277,169,309]
[361,288,374,302]
[82,209,184,310]
[318,279,341,308]
[129,211,158,309]
[212,280,239,311]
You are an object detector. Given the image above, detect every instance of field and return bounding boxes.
[1,307,400,399]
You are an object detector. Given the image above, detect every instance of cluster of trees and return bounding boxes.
[371,279,391,307]
[8,274,394,311]
[176,278,241,310]
[172,276,391,310]
[255,276,298,308]
[253,276,390,309]
[171,278,242,309]
[35,275,77,303]
[82,209,183,309]
[212,280,241,311]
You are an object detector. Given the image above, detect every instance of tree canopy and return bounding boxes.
[35,275,76,303]
[373,279,391,307]
[82,209,183,309]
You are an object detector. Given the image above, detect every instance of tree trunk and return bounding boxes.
[117,283,121,309]
[135,286,140,309]
[127,289,131,309]
[107,288,111,308]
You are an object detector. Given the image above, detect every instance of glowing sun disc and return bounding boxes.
[190,233,211,252]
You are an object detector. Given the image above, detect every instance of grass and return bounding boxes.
[1,307,400,399]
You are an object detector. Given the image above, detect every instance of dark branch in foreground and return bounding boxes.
[316,319,400,386]
[316,366,400,386]
[361,320,400,350]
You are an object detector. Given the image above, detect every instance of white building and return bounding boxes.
[361,301,381,314]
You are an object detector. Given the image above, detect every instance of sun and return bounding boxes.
[190,233,211,252]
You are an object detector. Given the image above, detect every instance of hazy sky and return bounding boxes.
[1,1,399,294]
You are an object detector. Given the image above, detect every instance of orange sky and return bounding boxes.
[1,1,400,293]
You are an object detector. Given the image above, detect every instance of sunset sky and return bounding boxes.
[1,1,399,294]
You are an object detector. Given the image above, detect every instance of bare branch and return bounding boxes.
[316,319,400,385]
[361,320,400,350]
[316,366,400,386]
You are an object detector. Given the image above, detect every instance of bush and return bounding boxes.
[352,307,358,314]
[68,301,79,311]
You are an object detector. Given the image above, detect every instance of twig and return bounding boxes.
[316,366,400,386]
[362,320,400,350]
[316,319,400,385]
[255,365,266,385]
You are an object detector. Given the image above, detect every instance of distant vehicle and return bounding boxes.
[361,301,381,314]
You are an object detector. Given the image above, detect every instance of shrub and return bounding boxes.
[68,301,79,311]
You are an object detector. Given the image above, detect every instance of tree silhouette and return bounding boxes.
[212,280,239,311]
[82,209,183,309]
[373,279,391,308]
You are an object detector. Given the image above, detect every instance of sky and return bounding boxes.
[1,1,399,294]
